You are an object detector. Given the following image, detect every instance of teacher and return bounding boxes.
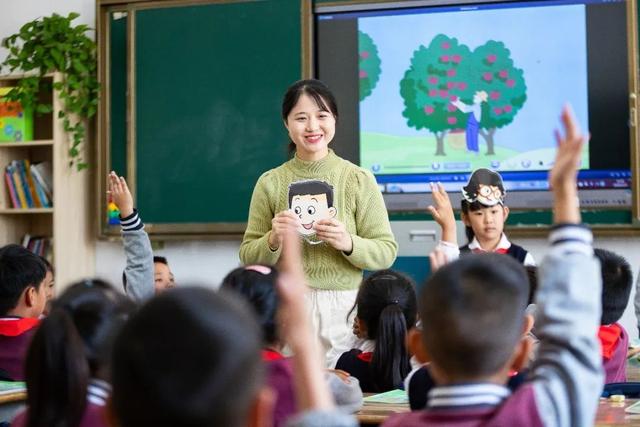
[239,79,398,361]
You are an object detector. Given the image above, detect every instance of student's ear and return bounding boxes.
[510,334,533,373]
[24,286,38,308]
[406,327,430,364]
[246,386,275,427]
[328,206,337,218]
[283,119,290,132]
[105,396,119,427]
[522,314,535,337]
[502,205,510,222]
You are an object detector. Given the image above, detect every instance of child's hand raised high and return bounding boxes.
[549,105,587,225]
[108,171,134,218]
[427,182,457,244]
[277,224,334,411]
[549,105,586,191]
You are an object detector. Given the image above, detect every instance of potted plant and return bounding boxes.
[1,12,100,170]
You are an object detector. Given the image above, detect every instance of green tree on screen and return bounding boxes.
[400,34,471,156]
[468,40,527,155]
[359,30,382,101]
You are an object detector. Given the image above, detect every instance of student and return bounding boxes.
[109,225,357,427]
[335,270,417,392]
[429,169,535,265]
[594,248,632,384]
[11,279,135,427]
[239,79,398,359]
[404,250,535,411]
[152,255,175,292]
[384,106,603,427]
[108,172,154,303]
[0,244,48,380]
[221,265,363,426]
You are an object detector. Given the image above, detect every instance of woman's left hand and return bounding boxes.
[314,218,353,253]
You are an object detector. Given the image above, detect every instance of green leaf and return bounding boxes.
[36,103,53,114]
[68,12,80,21]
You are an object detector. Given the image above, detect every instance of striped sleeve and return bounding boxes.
[120,209,144,231]
[548,223,592,256]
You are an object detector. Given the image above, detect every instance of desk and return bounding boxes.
[0,390,26,423]
[356,398,409,426]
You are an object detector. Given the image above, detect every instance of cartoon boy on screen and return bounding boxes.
[288,180,337,236]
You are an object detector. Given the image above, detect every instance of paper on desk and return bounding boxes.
[0,381,25,395]
[363,389,408,404]
[625,400,640,414]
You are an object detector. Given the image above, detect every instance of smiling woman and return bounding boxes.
[239,79,398,363]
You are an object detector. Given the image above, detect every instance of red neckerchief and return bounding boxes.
[262,349,285,362]
[0,317,40,336]
[357,352,373,363]
[599,324,622,360]
[473,248,508,255]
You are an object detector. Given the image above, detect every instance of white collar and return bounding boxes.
[427,383,511,408]
[87,379,111,407]
[468,233,511,252]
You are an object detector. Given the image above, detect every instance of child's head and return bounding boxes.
[154,256,175,293]
[220,264,280,346]
[421,254,530,383]
[352,269,417,391]
[0,244,47,317]
[461,169,508,244]
[110,286,266,427]
[24,279,135,426]
[594,248,632,325]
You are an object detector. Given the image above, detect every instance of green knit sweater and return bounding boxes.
[239,150,398,290]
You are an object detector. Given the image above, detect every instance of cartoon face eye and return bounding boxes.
[294,206,302,215]
[307,206,316,215]
[479,186,492,197]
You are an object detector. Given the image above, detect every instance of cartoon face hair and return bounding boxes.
[288,180,334,208]
[461,168,506,207]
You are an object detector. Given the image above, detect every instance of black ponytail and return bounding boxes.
[371,303,411,391]
[25,309,89,427]
[355,270,417,392]
[24,279,135,427]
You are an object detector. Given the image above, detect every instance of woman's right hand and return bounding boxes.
[268,210,300,250]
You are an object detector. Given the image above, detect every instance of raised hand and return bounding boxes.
[549,105,587,224]
[108,171,134,218]
[427,182,457,244]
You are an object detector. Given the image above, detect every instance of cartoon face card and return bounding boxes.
[288,180,337,236]
[461,168,506,206]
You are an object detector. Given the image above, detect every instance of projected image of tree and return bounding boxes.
[400,34,527,156]
[469,41,526,155]
[359,31,381,101]
[400,34,470,156]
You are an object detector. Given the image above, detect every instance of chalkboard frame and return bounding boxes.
[96,0,313,238]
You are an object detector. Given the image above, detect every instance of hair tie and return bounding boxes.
[244,265,272,275]
[390,299,399,305]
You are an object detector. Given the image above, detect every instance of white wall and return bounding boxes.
[0,0,95,63]
[4,0,640,340]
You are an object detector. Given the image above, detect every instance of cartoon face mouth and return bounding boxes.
[302,221,314,230]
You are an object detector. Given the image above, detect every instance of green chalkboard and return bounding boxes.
[103,0,306,235]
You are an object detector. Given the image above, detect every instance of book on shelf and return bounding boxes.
[4,160,52,209]
[21,234,51,258]
[30,161,52,200]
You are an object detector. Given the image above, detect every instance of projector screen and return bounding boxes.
[316,0,631,210]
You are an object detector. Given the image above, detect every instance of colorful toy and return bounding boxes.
[0,87,33,142]
[108,200,120,225]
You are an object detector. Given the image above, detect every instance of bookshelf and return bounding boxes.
[0,73,94,291]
